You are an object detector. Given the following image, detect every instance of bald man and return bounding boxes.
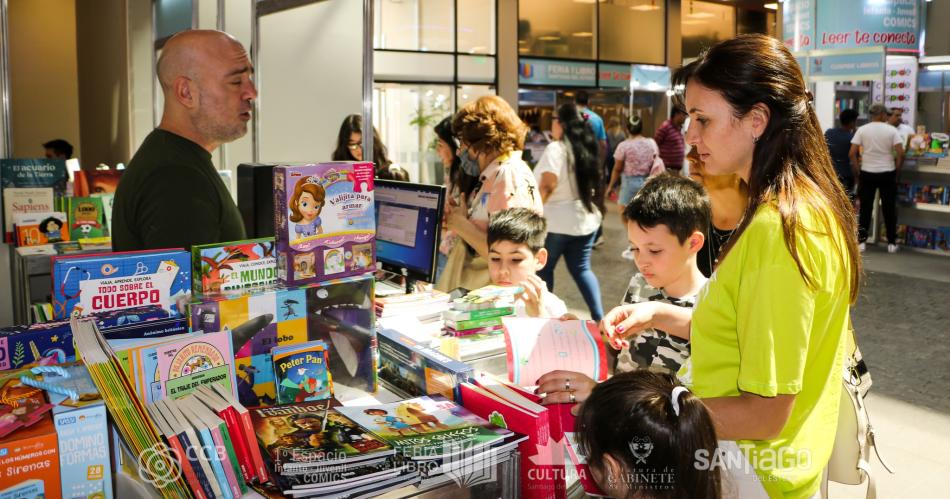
[112,30,256,251]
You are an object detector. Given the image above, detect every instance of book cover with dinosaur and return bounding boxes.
[192,238,277,296]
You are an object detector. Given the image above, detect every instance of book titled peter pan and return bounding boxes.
[272,340,333,405]
[191,238,277,296]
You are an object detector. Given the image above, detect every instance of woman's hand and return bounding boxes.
[535,370,597,410]
[445,196,469,232]
[600,302,658,350]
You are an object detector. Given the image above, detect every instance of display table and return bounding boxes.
[11,246,104,324]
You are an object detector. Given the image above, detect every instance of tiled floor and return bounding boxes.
[549,204,950,498]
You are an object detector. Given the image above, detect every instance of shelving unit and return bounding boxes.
[876,156,950,255]
[834,81,873,125]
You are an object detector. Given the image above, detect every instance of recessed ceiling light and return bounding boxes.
[572,32,594,38]
[764,2,778,9]
[538,35,562,41]
[926,64,950,71]
[682,19,710,25]
[688,11,716,18]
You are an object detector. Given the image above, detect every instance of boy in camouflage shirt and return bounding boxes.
[614,175,711,375]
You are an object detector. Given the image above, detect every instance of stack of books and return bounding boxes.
[336,395,526,486]
[147,387,261,499]
[440,285,518,361]
[376,290,451,339]
[249,399,415,498]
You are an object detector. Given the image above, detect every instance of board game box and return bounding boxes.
[273,162,376,285]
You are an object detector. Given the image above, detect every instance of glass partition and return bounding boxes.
[518,0,597,60]
[599,0,665,64]
[682,0,736,61]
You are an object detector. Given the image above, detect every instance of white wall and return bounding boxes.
[257,0,363,163]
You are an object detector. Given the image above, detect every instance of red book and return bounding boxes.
[211,381,269,483]
[195,385,256,483]
[466,373,569,499]
[146,402,207,499]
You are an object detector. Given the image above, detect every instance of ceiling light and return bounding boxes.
[631,0,660,11]
[764,2,778,9]
[926,64,950,71]
[572,32,594,38]
[538,35,562,41]
[682,19,710,25]
[688,11,716,18]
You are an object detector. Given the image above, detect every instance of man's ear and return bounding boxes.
[535,248,548,270]
[687,230,705,254]
[174,76,197,108]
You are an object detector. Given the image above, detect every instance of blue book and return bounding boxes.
[51,249,191,320]
[159,398,222,499]
[177,399,234,499]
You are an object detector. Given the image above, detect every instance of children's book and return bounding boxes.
[96,193,115,235]
[180,396,247,497]
[155,330,236,401]
[14,211,69,246]
[194,385,257,484]
[502,317,609,387]
[154,397,220,499]
[0,158,67,242]
[73,168,122,197]
[0,412,61,499]
[70,318,191,499]
[192,238,277,296]
[935,227,950,252]
[171,397,234,499]
[67,196,106,239]
[272,162,376,285]
[335,395,512,461]
[146,400,208,499]
[0,375,55,438]
[452,285,522,311]
[51,249,191,320]
[272,340,333,405]
[208,381,269,482]
[249,400,393,473]
[378,328,473,402]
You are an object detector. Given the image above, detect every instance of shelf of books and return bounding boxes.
[890,153,950,255]
[0,161,614,499]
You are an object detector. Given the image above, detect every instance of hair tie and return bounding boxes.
[671,386,689,416]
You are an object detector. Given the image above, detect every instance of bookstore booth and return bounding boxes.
[0,1,607,498]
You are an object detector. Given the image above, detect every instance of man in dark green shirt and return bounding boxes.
[113,30,256,251]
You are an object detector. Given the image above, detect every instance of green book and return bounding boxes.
[446,315,505,331]
[443,307,513,323]
[68,196,105,239]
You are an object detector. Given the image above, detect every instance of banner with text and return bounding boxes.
[519,59,596,87]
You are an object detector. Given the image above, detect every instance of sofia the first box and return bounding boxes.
[273,162,376,286]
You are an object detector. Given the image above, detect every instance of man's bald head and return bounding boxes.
[157,30,244,91]
[156,30,256,151]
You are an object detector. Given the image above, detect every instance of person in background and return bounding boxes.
[332,114,408,181]
[434,116,478,280]
[607,115,662,260]
[42,139,73,160]
[825,108,859,195]
[487,208,567,318]
[687,148,748,278]
[592,115,627,249]
[850,103,904,253]
[654,107,687,174]
[575,90,607,163]
[112,30,253,251]
[437,95,543,292]
[574,371,722,499]
[534,103,605,321]
[888,107,915,145]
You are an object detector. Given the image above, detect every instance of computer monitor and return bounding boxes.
[374,179,446,285]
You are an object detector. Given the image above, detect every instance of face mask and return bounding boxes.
[459,149,481,177]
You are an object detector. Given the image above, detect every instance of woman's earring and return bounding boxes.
[753,135,759,144]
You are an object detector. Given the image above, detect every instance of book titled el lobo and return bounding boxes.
[249,400,394,475]
[335,395,513,461]
[51,249,191,320]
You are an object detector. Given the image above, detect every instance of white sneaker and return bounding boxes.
[887,244,899,253]
[858,242,866,253]
[621,248,636,261]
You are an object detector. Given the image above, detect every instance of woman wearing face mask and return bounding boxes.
[602,35,860,498]
[534,103,605,321]
[332,114,409,180]
[434,117,479,280]
[436,96,544,292]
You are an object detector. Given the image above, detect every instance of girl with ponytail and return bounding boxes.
[576,370,721,499]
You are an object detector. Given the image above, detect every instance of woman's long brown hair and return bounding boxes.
[673,34,860,302]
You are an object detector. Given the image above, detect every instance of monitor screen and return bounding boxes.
[374,179,446,283]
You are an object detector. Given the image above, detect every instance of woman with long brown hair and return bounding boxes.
[602,35,860,498]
